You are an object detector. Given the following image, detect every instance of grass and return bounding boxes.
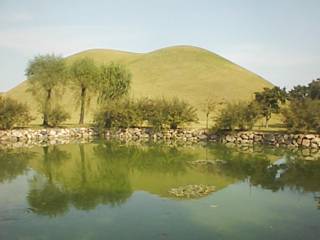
[5,45,273,128]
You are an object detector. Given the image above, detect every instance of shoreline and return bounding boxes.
[0,127,320,150]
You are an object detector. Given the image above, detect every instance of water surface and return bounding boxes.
[0,142,319,240]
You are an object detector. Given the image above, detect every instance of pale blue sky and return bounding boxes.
[0,0,319,92]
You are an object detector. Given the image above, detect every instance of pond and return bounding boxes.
[0,141,319,240]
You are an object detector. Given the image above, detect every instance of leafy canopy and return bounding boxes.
[26,54,66,92]
[97,62,131,104]
[69,57,99,90]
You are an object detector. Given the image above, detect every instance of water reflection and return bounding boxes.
[1,142,320,216]
[0,148,34,183]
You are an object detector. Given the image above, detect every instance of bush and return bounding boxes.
[47,106,70,127]
[0,96,33,129]
[281,99,320,132]
[94,99,141,129]
[94,97,198,131]
[136,98,165,130]
[136,98,198,130]
[165,98,198,129]
[214,101,260,131]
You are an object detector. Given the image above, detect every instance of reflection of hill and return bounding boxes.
[2,142,320,216]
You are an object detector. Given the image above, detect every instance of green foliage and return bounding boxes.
[97,62,131,103]
[289,78,320,101]
[94,98,140,129]
[284,78,320,132]
[214,101,260,131]
[0,96,33,129]
[308,79,320,100]
[254,87,287,128]
[282,99,320,132]
[136,98,198,130]
[136,98,166,131]
[94,97,198,130]
[26,54,66,126]
[47,105,71,127]
[164,98,198,129]
[68,57,99,124]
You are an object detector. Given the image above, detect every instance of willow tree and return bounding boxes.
[69,58,99,124]
[97,62,131,104]
[26,54,66,126]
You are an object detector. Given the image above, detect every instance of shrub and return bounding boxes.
[165,98,198,129]
[281,99,320,132]
[136,98,198,130]
[94,98,140,129]
[0,96,33,129]
[136,98,165,130]
[47,106,70,127]
[214,101,260,131]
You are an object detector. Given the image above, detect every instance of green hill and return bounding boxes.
[5,45,273,126]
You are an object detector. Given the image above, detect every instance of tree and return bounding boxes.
[254,87,286,128]
[26,54,66,126]
[97,62,131,104]
[288,79,320,101]
[203,97,225,131]
[281,99,320,132]
[69,58,99,124]
[288,85,309,101]
[308,78,320,100]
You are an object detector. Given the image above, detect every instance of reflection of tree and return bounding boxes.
[93,142,195,175]
[0,148,34,183]
[277,157,320,192]
[26,142,198,216]
[208,144,320,193]
[314,195,320,210]
[27,146,71,217]
[27,175,69,217]
[24,142,320,215]
[69,144,132,210]
[42,145,71,182]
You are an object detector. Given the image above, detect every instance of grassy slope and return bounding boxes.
[5,45,273,127]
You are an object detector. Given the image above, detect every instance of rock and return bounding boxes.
[305,134,315,140]
[190,160,216,165]
[225,135,236,143]
[169,184,216,198]
[198,134,208,141]
[302,139,311,147]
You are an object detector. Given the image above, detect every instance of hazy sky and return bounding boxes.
[0,0,319,92]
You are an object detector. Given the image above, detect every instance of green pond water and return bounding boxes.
[0,141,319,240]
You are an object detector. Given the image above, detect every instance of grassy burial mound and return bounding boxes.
[5,45,272,126]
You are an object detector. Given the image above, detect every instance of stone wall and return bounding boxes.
[218,132,320,149]
[103,128,208,143]
[0,128,98,148]
[0,127,320,149]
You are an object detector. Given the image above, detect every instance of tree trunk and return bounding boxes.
[79,87,86,125]
[206,112,209,130]
[43,89,51,127]
[265,116,270,128]
[79,144,87,185]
